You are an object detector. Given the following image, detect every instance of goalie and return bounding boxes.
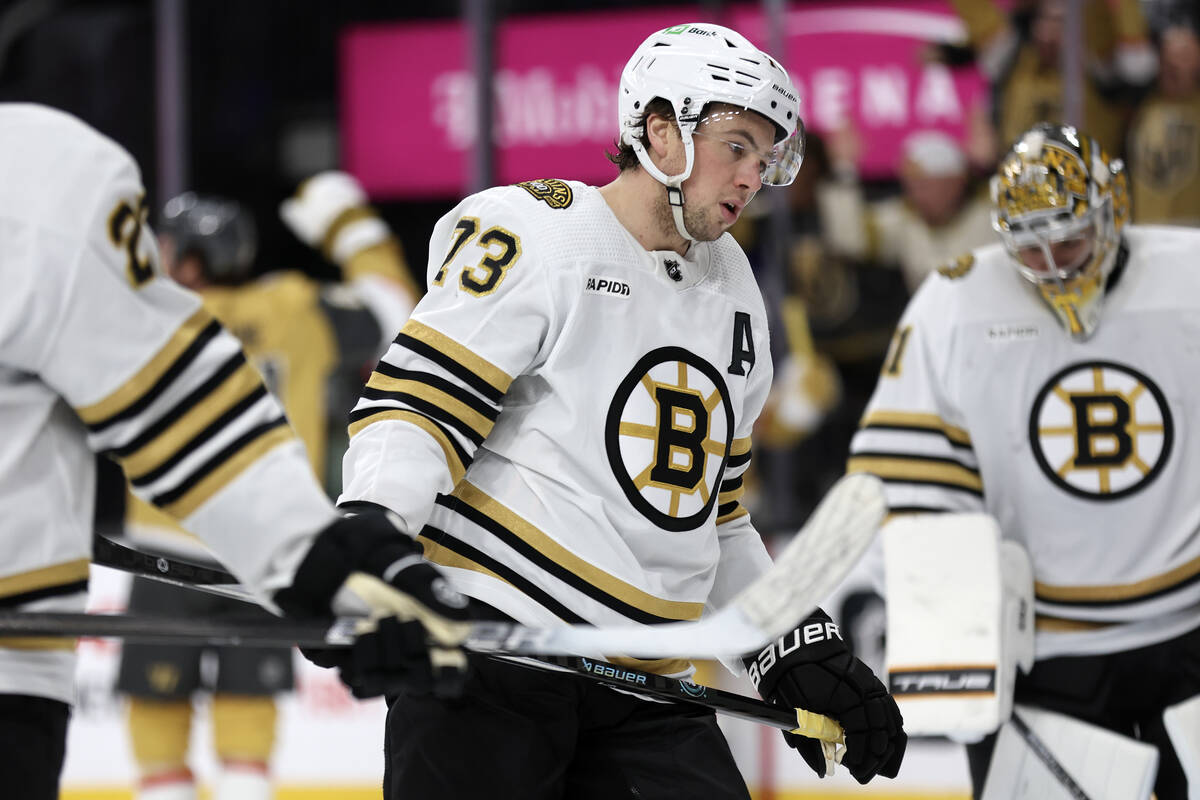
[849,121,1200,799]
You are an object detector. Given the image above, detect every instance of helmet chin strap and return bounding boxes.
[664,175,698,244]
[629,134,700,244]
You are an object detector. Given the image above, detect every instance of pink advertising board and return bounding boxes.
[341,2,990,198]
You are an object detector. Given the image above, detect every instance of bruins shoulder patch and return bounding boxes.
[516,179,573,209]
[937,252,975,280]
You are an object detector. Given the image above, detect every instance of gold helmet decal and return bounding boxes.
[990,123,1129,341]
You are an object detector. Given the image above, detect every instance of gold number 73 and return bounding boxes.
[433,216,522,297]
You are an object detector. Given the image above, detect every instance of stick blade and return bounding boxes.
[733,472,886,640]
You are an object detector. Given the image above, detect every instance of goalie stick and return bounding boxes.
[87,472,886,660]
[0,607,843,744]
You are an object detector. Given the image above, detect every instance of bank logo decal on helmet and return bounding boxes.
[990,122,1129,340]
[618,23,805,241]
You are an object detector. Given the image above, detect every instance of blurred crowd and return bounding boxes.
[728,0,1200,535]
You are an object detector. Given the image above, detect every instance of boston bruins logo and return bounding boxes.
[605,347,734,531]
[1028,360,1173,500]
[515,178,573,209]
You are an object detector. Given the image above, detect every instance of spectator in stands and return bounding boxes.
[1128,21,1200,225]
[947,0,1158,155]
[819,121,997,294]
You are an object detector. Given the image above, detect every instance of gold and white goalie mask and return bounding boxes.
[990,122,1130,340]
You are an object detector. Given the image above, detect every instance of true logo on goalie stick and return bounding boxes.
[605,347,734,532]
[1028,360,1172,500]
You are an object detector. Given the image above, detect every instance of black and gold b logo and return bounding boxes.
[606,347,734,531]
[1029,361,1172,500]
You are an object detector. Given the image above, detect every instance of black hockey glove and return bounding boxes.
[743,609,906,784]
[274,511,472,699]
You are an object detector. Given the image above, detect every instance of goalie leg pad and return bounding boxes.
[981,705,1158,800]
[883,512,1033,739]
[1163,694,1200,800]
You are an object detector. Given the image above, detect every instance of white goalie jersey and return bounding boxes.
[340,179,775,674]
[849,225,1200,659]
[0,104,336,703]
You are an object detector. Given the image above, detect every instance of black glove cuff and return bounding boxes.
[274,511,422,618]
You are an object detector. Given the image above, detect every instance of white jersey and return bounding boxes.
[340,179,774,674]
[849,225,1200,659]
[0,104,335,703]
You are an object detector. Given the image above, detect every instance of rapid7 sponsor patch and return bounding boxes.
[585,276,630,297]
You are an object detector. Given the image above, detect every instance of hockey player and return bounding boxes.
[0,102,470,800]
[849,121,1200,798]
[338,23,906,799]
[116,184,420,800]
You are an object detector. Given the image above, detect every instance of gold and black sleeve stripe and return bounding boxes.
[360,361,500,447]
[0,560,90,609]
[715,474,748,525]
[725,436,752,471]
[858,410,973,451]
[77,309,295,519]
[847,451,983,497]
[149,417,292,518]
[348,320,512,479]
[393,320,512,404]
[77,309,222,433]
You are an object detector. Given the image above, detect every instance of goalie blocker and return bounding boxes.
[883,512,1034,739]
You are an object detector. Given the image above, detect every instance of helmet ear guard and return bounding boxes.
[990,123,1129,340]
[617,23,805,241]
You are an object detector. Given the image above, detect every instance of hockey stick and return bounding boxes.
[1009,711,1092,800]
[500,655,844,743]
[88,472,884,659]
[0,607,843,744]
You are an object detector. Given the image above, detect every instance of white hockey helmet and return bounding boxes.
[618,23,804,240]
[990,122,1129,340]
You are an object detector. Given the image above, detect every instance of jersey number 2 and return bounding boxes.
[433,216,522,297]
[108,195,155,288]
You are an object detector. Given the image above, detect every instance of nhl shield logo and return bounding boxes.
[516,178,574,209]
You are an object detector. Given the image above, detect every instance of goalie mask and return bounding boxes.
[618,23,805,242]
[990,123,1129,340]
[159,192,258,283]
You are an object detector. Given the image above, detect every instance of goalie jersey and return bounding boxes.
[340,180,774,674]
[0,104,336,703]
[849,225,1200,659]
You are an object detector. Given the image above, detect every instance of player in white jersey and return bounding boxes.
[0,103,470,800]
[339,23,905,799]
[849,121,1200,798]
